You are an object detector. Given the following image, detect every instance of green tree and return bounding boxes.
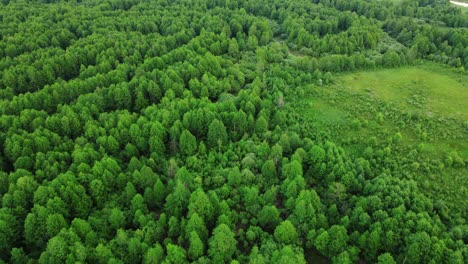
[166,243,187,264]
[153,178,166,208]
[185,213,209,242]
[270,144,283,166]
[179,129,197,156]
[188,231,204,260]
[377,253,396,264]
[144,244,164,264]
[0,210,18,257]
[255,116,268,134]
[46,213,67,238]
[95,243,115,264]
[291,190,324,236]
[315,225,348,257]
[188,188,214,224]
[228,38,240,58]
[258,205,280,231]
[274,220,299,244]
[38,236,68,264]
[207,119,228,149]
[332,251,352,264]
[309,145,325,164]
[109,208,125,230]
[10,247,28,264]
[165,181,190,218]
[270,246,306,264]
[261,160,277,184]
[24,206,49,251]
[232,110,248,139]
[208,224,237,263]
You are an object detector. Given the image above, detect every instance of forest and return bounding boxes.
[0,0,467,263]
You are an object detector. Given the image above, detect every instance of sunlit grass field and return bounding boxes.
[340,67,468,120]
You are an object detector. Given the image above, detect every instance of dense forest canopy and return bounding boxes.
[0,0,467,263]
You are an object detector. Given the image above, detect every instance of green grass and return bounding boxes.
[334,66,468,160]
[340,67,468,120]
[289,64,468,215]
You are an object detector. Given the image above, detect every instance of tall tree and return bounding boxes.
[208,224,237,263]
[207,119,228,149]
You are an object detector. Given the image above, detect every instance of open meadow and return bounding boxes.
[287,64,467,217]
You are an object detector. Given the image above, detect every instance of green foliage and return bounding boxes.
[258,205,280,230]
[378,253,397,264]
[0,0,465,263]
[270,246,306,264]
[179,129,197,156]
[144,244,164,264]
[166,244,187,264]
[109,208,125,230]
[315,225,349,257]
[188,231,204,261]
[208,224,237,263]
[188,188,214,224]
[255,116,268,135]
[207,119,228,149]
[274,220,299,244]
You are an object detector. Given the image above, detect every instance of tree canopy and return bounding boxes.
[0,0,466,263]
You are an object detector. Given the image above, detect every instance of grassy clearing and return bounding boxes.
[340,67,468,120]
[332,65,468,160]
[289,64,467,214]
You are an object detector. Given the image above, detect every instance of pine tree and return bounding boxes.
[207,119,228,149]
[179,129,197,156]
